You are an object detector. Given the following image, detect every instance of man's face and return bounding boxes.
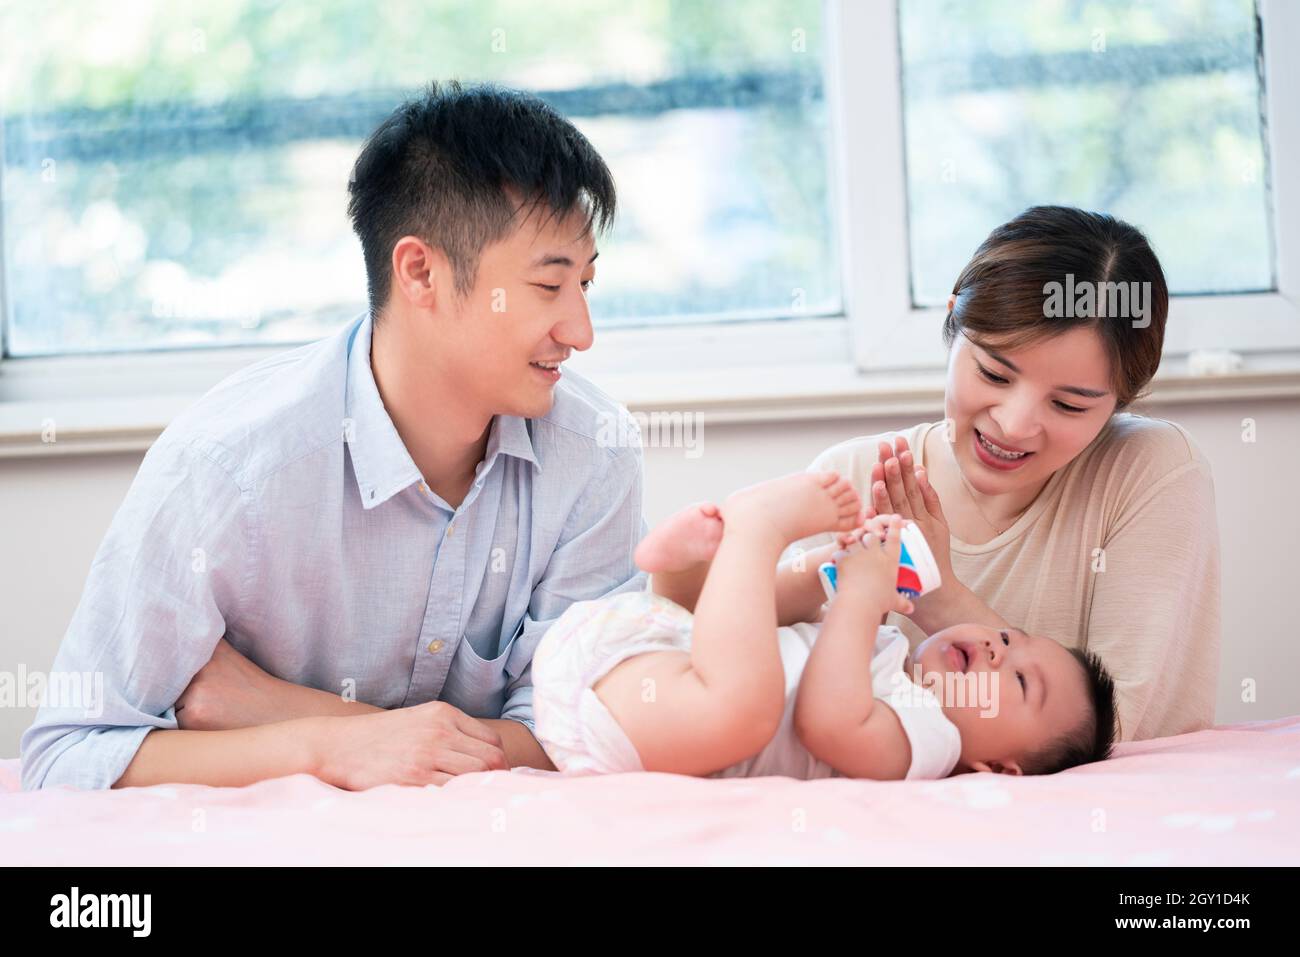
[435,204,598,419]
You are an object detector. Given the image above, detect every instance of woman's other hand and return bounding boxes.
[866,435,955,594]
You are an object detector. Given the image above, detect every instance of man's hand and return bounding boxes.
[177,638,517,786]
[314,701,509,789]
[176,638,299,730]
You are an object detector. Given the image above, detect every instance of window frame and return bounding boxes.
[839,0,1300,372]
[2,0,1299,452]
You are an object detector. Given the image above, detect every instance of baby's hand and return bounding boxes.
[832,514,914,617]
[831,512,889,551]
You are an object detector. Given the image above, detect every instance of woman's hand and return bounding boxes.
[864,435,955,596]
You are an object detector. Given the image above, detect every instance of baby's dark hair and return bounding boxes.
[1021,647,1119,775]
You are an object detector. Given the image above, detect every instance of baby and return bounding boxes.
[532,471,1118,780]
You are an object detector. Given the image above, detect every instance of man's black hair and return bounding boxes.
[347,80,616,315]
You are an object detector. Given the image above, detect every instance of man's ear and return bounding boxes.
[391,236,451,311]
[946,293,957,315]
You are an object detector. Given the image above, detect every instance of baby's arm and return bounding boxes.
[793,517,915,780]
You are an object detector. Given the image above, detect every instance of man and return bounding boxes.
[21,82,647,790]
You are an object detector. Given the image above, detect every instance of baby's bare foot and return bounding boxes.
[721,471,861,547]
[635,502,725,573]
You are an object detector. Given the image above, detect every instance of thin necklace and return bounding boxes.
[956,466,1022,536]
[939,433,1030,536]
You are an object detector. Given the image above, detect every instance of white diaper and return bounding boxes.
[532,590,692,775]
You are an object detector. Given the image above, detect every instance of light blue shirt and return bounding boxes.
[21,314,648,790]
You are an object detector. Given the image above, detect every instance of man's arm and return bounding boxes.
[114,720,324,789]
[481,719,555,771]
[20,438,254,791]
[269,692,550,772]
[176,644,551,769]
[117,700,510,789]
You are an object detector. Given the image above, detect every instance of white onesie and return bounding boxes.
[532,591,963,780]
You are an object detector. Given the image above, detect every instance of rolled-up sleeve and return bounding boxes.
[20,437,256,790]
[499,444,648,733]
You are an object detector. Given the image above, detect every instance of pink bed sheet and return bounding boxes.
[3,715,1298,865]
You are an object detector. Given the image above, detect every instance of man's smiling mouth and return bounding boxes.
[529,359,564,383]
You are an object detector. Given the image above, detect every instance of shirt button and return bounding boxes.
[419,483,428,494]
[446,522,455,537]
[427,640,444,654]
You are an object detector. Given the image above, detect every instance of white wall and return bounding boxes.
[1,397,1297,757]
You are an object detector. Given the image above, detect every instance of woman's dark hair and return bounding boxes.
[347,80,616,316]
[942,206,1168,409]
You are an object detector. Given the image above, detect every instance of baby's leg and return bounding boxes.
[636,502,724,613]
[595,472,860,775]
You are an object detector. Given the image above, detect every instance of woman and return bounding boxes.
[794,206,1220,742]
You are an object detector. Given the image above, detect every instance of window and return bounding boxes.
[898,0,1273,306]
[0,0,837,357]
[2,0,1297,424]
[838,0,1297,374]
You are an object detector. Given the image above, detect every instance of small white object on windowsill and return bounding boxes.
[1187,349,1245,377]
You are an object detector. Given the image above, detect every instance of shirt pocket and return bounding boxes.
[504,616,541,683]
[438,620,527,719]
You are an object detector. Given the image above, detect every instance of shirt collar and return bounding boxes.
[481,411,541,477]
[345,313,541,510]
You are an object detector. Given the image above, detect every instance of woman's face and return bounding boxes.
[944,325,1118,496]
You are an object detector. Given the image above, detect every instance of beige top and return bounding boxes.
[793,414,1221,743]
